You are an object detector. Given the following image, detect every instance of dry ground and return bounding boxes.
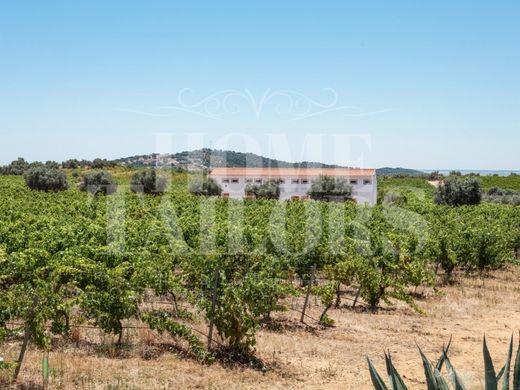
[2,268,520,390]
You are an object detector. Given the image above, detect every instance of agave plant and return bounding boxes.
[367,336,520,389]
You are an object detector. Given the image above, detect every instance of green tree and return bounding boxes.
[79,171,117,195]
[307,175,352,201]
[435,177,481,206]
[24,167,69,192]
[131,169,168,194]
[427,171,443,181]
[1,158,29,176]
[62,159,79,169]
[245,180,280,199]
[188,176,222,196]
[45,160,61,169]
[91,158,107,169]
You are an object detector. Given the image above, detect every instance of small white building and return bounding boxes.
[209,167,377,205]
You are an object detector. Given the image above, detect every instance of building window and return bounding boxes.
[255,179,262,183]
[301,179,309,184]
[350,180,358,185]
[363,179,372,185]
[222,179,229,183]
[279,179,285,184]
[231,178,239,183]
[245,179,252,183]
[291,179,299,184]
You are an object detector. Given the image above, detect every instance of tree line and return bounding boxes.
[0,157,119,175]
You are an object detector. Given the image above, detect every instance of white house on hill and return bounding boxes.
[209,167,377,205]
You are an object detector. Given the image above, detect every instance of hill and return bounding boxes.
[376,167,426,177]
[116,149,341,171]
[117,149,423,176]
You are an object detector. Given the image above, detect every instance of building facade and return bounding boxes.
[209,167,377,205]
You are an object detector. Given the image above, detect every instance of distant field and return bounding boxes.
[377,175,520,199]
[480,175,520,191]
[377,176,436,202]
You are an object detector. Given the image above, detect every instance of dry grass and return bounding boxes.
[2,268,520,389]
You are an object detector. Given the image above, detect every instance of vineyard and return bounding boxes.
[480,175,520,191]
[1,171,519,389]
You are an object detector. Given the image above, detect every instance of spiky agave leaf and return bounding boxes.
[367,357,389,390]
[417,346,437,390]
[368,337,519,390]
[433,368,451,390]
[498,335,513,390]
[484,335,498,390]
[436,336,452,372]
[442,349,467,390]
[513,333,520,390]
[497,366,506,383]
[384,352,407,390]
[418,344,454,390]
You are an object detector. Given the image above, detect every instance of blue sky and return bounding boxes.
[0,1,519,169]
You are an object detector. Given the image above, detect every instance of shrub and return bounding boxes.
[307,175,352,201]
[367,205,433,309]
[427,171,443,180]
[62,159,79,169]
[382,190,407,206]
[188,176,222,196]
[24,167,69,192]
[464,221,510,273]
[131,170,168,194]
[45,160,61,169]
[435,177,482,206]
[245,180,280,199]
[183,253,293,352]
[1,157,29,175]
[79,171,117,195]
[91,158,116,169]
[483,188,520,205]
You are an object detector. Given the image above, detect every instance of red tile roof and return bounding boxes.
[209,167,375,177]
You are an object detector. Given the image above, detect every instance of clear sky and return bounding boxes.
[1,1,519,169]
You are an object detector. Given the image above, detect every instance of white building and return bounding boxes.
[209,167,377,205]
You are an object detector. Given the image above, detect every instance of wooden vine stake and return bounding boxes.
[13,296,38,384]
[207,268,220,350]
[352,287,361,308]
[300,264,316,323]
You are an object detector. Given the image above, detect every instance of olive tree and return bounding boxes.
[188,176,222,196]
[245,180,280,199]
[307,175,352,201]
[131,169,168,194]
[79,171,117,195]
[24,167,69,192]
[1,158,29,176]
[435,177,481,206]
